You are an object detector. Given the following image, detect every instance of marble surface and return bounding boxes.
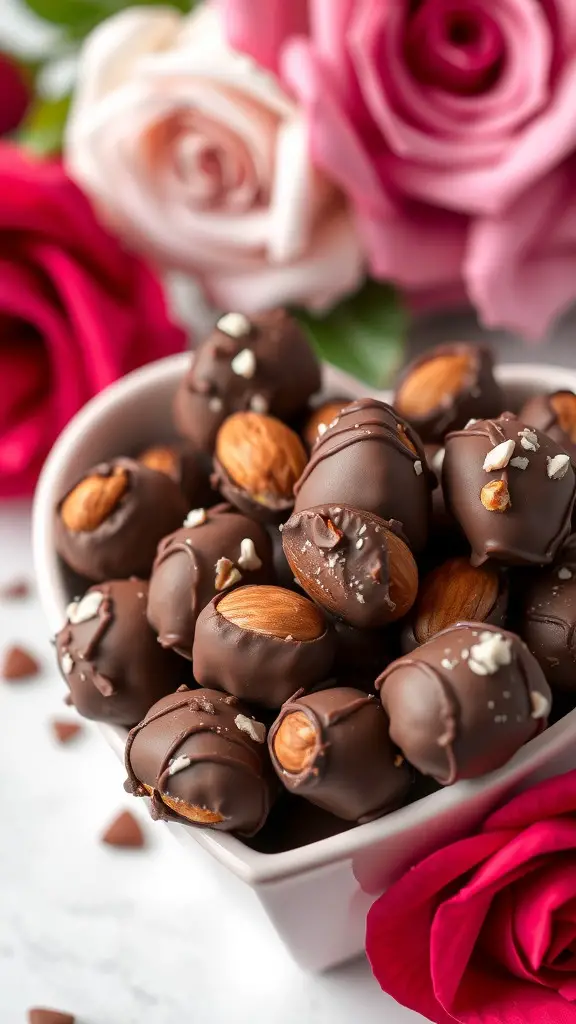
[0,502,425,1024]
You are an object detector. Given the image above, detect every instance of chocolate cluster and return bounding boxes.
[52,328,573,848]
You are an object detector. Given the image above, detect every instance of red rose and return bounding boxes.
[367,769,576,1024]
[0,55,30,136]
[0,145,185,497]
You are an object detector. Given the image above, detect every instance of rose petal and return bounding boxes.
[484,768,576,834]
[220,0,308,74]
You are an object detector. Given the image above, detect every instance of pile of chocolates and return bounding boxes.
[52,314,576,846]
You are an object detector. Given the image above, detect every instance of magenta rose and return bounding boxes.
[0,55,30,136]
[0,145,185,498]
[367,769,576,1024]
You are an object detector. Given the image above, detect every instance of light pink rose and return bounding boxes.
[65,5,363,315]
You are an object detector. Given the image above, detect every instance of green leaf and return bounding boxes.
[296,280,407,389]
[17,92,71,156]
[22,0,193,31]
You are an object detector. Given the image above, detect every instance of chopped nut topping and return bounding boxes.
[231,347,256,378]
[250,394,269,414]
[235,714,266,743]
[547,453,571,480]
[215,558,242,591]
[480,479,511,512]
[66,591,104,624]
[558,567,573,580]
[168,755,191,776]
[441,657,458,670]
[217,312,251,338]
[184,508,207,528]
[413,460,423,476]
[61,652,74,674]
[237,537,263,571]
[530,691,550,720]
[518,427,539,452]
[510,456,529,471]
[468,632,512,676]
[209,396,223,413]
[483,440,515,472]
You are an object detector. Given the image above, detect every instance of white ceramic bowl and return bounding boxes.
[33,355,576,972]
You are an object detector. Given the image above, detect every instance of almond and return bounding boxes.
[218,584,325,641]
[303,400,348,448]
[272,710,318,774]
[413,557,501,644]
[550,392,576,443]
[138,445,178,478]
[142,784,224,825]
[216,411,307,503]
[61,467,128,532]
[396,353,474,419]
[481,478,511,512]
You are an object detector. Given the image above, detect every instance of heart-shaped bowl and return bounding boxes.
[33,354,576,971]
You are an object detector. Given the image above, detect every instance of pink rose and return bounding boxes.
[0,54,30,136]
[280,0,576,217]
[65,5,363,315]
[367,769,576,1024]
[0,145,185,498]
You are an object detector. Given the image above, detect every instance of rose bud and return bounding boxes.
[293,398,434,552]
[377,623,551,784]
[393,343,504,444]
[55,458,188,581]
[212,411,307,522]
[268,687,411,822]
[520,390,576,460]
[137,443,215,507]
[55,579,188,725]
[125,688,274,836]
[147,504,274,658]
[442,412,576,566]
[192,585,335,708]
[401,556,508,652]
[282,504,418,629]
[302,398,350,449]
[173,309,321,454]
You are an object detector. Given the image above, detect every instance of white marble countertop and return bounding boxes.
[0,502,425,1024]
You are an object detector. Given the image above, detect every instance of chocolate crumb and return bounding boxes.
[0,578,30,600]
[1,645,40,681]
[28,1009,75,1024]
[52,720,83,745]
[101,810,145,848]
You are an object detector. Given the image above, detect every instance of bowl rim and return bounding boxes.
[32,355,576,886]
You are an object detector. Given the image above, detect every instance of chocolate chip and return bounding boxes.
[28,1009,75,1024]
[51,720,83,745]
[0,578,30,600]
[1,645,40,681]
[101,810,145,848]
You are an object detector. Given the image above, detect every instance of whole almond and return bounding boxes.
[138,445,178,478]
[386,529,419,619]
[218,584,325,641]
[61,468,128,532]
[550,392,576,443]
[216,412,307,502]
[413,557,500,644]
[303,400,348,448]
[396,353,474,419]
[272,710,318,773]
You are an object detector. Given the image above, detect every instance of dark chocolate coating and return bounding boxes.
[293,399,434,552]
[333,618,393,690]
[55,579,188,725]
[55,459,188,582]
[520,391,576,460]
[393,343,505,444]
[268,524,297,590]
[268,688,411,822]
[173,309,321,453]
[443,413,576,566]
[125,688,274,836]
[519,557,576,693]
[282,504,418,629]
[377,623,551,784]
[138,442,216,508]
[147,505,274,658]
[192,590,336,708]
